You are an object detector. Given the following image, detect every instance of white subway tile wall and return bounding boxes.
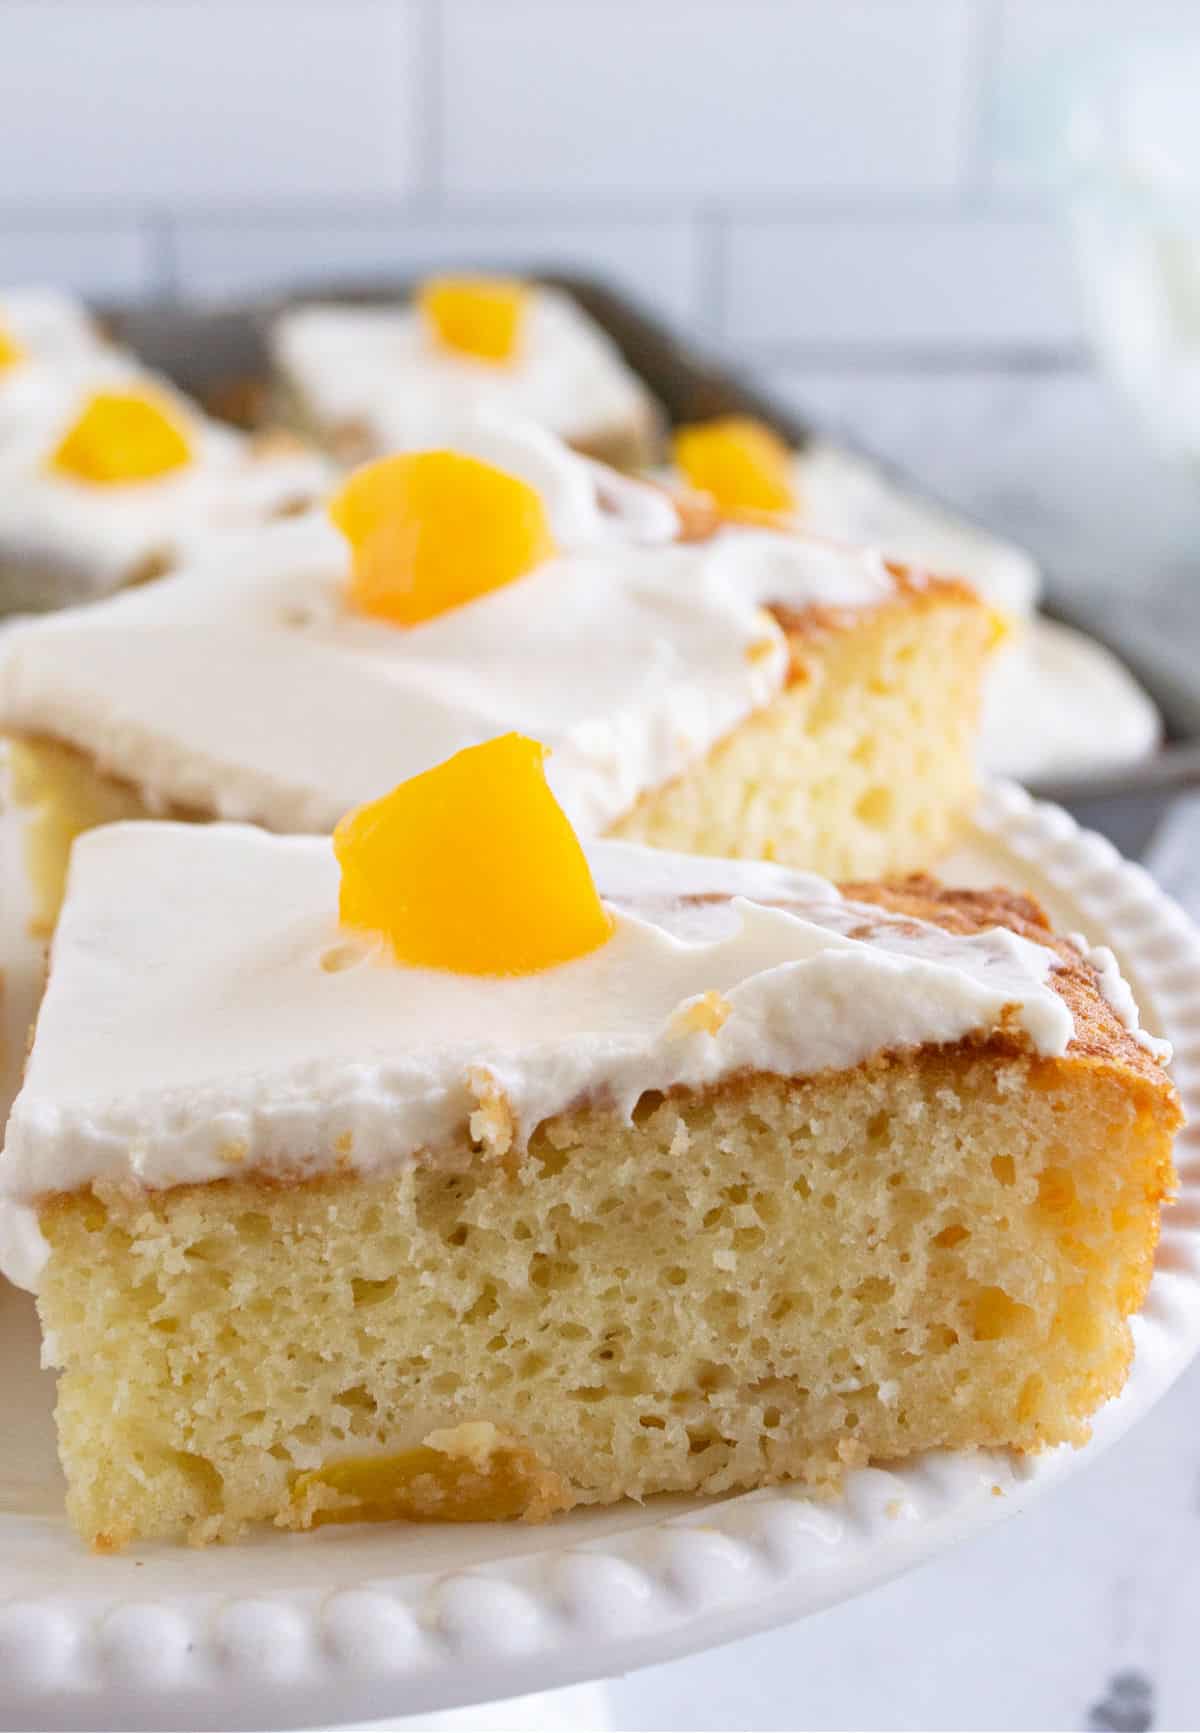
[0,2,424,206]
[0,224,157,299]
[725,216,1079,351]
[0,0,1178,356]
[441,0,972,198]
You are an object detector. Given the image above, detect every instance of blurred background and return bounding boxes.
[4,3,1200,1730]
[5,2,1200,651]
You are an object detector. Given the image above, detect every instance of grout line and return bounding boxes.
[145,210,178,301]
[0,197,699,228]
[695,205,727,338]
[0,206,172,226]
[0,197,1063,229]
[736,341,1094,375]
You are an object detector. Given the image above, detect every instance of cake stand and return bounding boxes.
[2,780,1200,1732]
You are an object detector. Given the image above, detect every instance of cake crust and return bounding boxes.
[845,876,1173,1087]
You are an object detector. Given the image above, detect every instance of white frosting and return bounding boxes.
[444,411,678,549]
[0,1193,48,1290]
[0,424,897,835]
[0,357,330,608]
[0,822,1086,1289]
[794,441,1041,621]
[1067,931,1172,1062]
[272,286,655,451]
[980,619,1160,783]
[0,288,108,379]
[789,445,1160,783]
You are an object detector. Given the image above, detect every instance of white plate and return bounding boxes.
[3,780,1200,1733]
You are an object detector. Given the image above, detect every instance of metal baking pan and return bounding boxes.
[104,271,1200,858]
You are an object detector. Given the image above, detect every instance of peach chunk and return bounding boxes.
[50,389,192,483]
[334,733,614,975]
[418,273,529,363]
[330,449,555,626]
[673,415,798,517]
[0,322,25,370]
[287,1437,569,1527]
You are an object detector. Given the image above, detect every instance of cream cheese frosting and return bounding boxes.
[788,445,1159,783]
[980,618,1160,783]
[793,441,1040,622]
[0,821,1105,1290]
[272,286,657,453]
[0,420,900,835]
[0,358,330,611]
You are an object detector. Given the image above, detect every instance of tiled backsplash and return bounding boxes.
[0,0,1191,362]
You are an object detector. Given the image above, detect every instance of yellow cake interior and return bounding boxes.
[38,1048,1175,1550]
[8,736,158,935]
[613,585,993,878]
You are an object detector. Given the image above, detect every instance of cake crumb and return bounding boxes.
[669,1117,691,1158]
[467,1066,516,1158]
[219,1140,247,1166]
[424,1420,505,1470]
[670,989,733,1039]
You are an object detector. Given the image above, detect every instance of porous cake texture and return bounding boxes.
[612,579,985,879]
[1,826,1179,1549]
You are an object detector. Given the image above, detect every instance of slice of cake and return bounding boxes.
[271,276,662,468]
[0,736,1179,1550]
[0,359,329,614]
[0,416,997,932]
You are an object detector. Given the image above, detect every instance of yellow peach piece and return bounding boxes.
[419,274,529,363]
[330,449,555,626]
[334,733,614,975]
[50,389,192,483]
[0,322,25,371]
[287,1437,565,1527]
[673,415,798,516]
